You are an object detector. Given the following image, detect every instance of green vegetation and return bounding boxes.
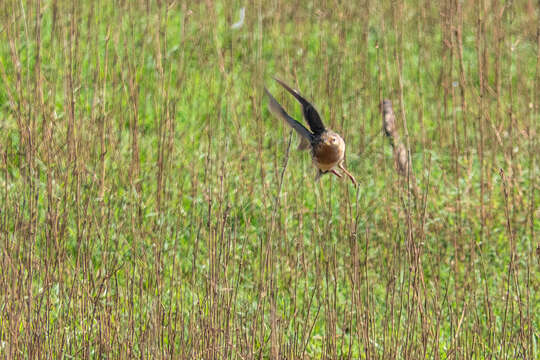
[0,0,538,358]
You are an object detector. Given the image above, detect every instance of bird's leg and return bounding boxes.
[330,169,343,178]
[338,162,357,186]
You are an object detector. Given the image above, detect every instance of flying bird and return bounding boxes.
[264,78,357,186]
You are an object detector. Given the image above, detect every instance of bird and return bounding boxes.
[381,99,397,140]
[264,78,357,186]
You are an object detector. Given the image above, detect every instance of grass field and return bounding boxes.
[0,0,538,358]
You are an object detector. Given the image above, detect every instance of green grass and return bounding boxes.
[0,0,538,358]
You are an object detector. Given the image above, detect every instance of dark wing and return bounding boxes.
[274,77,326,135]
[264,87,314,143]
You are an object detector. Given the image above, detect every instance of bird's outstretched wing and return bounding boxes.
[273,78,326,135]
[264,87,314,143]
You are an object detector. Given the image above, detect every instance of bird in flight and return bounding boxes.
[264,78,357,186]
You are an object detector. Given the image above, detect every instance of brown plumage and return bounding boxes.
[264,78,357,186]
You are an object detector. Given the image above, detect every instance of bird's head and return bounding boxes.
[324,134,337,145]
[323,133,344,150]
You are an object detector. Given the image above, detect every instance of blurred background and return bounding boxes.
[0,0,538,358]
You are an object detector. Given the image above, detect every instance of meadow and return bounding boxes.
[0,0,538,358]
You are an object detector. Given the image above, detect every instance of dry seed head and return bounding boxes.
[394,142,409,176]
[381,99,397,138]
